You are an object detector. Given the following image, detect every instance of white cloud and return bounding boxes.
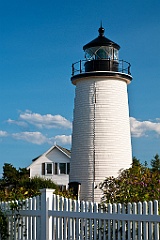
[12,132,48,144]
[8,110,72,129]
[12,131,71,146]
[20,110,72,129]
[0,130,8,137]
[4,110,72,146]
[7,118,28,128]
[53,135,71,145]
[130,117,160,137]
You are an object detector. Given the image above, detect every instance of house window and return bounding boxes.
[59,163,66,174]
[42,162,70,175]
[46,163,52,174]
[42,163,53,175]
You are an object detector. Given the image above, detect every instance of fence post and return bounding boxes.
[40,189,55,240]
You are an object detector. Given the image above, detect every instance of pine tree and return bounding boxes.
[151,154,160,172]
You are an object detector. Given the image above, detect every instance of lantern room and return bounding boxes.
[83,26,120,72]
[71,25,132,83]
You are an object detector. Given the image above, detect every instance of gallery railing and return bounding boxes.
[72,59,131,76]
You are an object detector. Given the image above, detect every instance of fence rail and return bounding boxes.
[0,189,159,240]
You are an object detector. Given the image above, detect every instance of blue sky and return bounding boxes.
[0,0,160,174]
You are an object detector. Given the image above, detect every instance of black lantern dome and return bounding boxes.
[83,26,120,51]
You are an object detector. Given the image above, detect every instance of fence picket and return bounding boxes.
[76,200,81,239]
[89,202,94,239]
[112,203,116,240]
[122,204,126,240]
[67,198,72,239]
[154,200,159,240]
[117,203,122,240]
[132,202,137,240]
[128,203,132,240]
[55,194,60,240]
[59,197,64,240]
[108,203,112,240]
[85,201,90,239]
[72,200,76,239]
[63,198,68,240]
[143,201,148,240]
[93,202,98,239]
[138,202,143,239]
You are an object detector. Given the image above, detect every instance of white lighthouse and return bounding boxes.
[69,26,132,202]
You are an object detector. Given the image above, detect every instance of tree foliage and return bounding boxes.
[1,163,29,187]
[0,207,8,240]
[100,162,160,204]
[151,154,160,172]
[0,163,75,201]
[0,163,58,201]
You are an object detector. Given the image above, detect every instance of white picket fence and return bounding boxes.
[0,188,159,240]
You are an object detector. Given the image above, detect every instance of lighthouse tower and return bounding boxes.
[70,26,132,202]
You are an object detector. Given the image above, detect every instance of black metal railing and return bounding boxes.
[72,59,131,76]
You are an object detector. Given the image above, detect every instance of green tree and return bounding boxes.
[2,163,29,187]
[2,163,19,185]
[132,156,140,167]
[151,154,160,172]
[100,163,160,204]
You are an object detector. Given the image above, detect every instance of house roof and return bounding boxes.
[32,155,42,162]
[28,145,71,169]
[55,145,71,157]
[31,145,71,163]
[43,145,71,158]
[45,145,71,158]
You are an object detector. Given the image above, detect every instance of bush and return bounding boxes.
[100,163,160,204]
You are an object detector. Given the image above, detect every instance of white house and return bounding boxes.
[27,145,71,189]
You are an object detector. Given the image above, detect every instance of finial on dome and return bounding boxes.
[100,20,103,28]
[98,21,105,36]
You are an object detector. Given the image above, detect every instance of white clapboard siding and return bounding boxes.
[0,189,159,240]
[70,76,132,202]
[28,146,70,187]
